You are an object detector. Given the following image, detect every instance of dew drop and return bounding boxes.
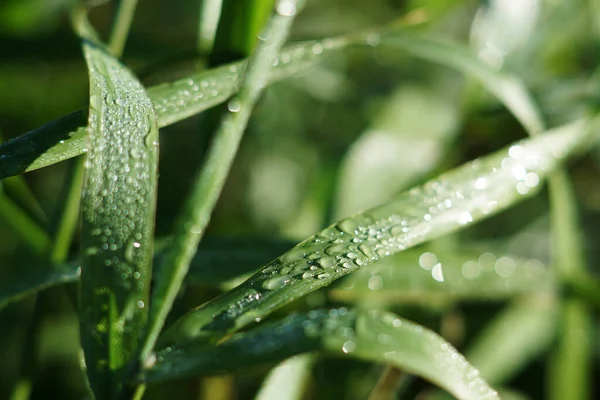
[342,340,356,354]
[228,99,241,112]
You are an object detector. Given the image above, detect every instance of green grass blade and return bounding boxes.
[108,0,138,57]
[141,308,499,400]
[0,263,79,310]
[0,191,51,256]
[0,237,289,310]
[547,169,592,400]
[465,298,557,384]
[197,0,223,54]
[330,249,554,304]
[158,119,595,347]
[74,11,159,398]
[181,237,295,285]
[378,31,544,135]
[140,0,302,362]
[50,159,85,264]
[0,37,345,179]
[255,355,315,400]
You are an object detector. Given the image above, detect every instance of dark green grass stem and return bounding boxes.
[210,0,274,65]
[108,0,139,57]
[140,0,302,361]
[0,194,50,255]
[49,159,85,265]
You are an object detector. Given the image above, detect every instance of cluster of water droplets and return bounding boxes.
[151,63,242,126]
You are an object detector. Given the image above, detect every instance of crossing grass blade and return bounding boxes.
[141,308,499,400]
[157,118,596,348]
[74,10,159,398]
[0,37,346,179]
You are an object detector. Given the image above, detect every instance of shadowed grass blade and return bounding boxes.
[141,308,499,400]
[74,11,159,398]
[0,37,346,179]
[0,263,79,310]
[158,119,596,347]
[0,237,290,310]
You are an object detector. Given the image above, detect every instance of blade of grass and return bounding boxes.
[255,354,315,400]
[547,169,592,400]
[0,263,79,310]
[49,159,85,265]
[465,297,557,384]
[74,8,159,398]
[139,0,303,362]
[210,0,274,64]
[107,0,138,57]
[141,308,500,400]
[329,249,554,305]
[376,30,544,135]
[0,191,50,256]
[197,0,223,54]
[157,119,596,347]
[0,36,346,179]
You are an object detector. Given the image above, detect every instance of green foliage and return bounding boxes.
[0,1,599,400]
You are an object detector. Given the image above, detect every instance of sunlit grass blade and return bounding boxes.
[141,308,499,400]
[0,263,79,310]
[74,10,159,398]
[465,298,557,384]
[158,119,596,347]
[329,249,554,304]
[255,355,315,400]
[378,31,544,135]
[0,37,346,179]
[140,0,303,362]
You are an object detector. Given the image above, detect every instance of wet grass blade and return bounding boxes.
[140,0,303,362]
[329,249,554,304]
[158,119,596,347]
[0,37,346,179]
[74,11,159,398]
[141,308,499,400]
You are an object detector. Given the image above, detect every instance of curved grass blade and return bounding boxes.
[330,249,554,304]
[377,31,544,135]
[140,0,303,362]
[158,119,595,347]
[75,12,159,398]
[141,308,499,400]
[0,38,346,179]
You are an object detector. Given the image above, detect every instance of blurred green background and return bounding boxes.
[0,0,599,399]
